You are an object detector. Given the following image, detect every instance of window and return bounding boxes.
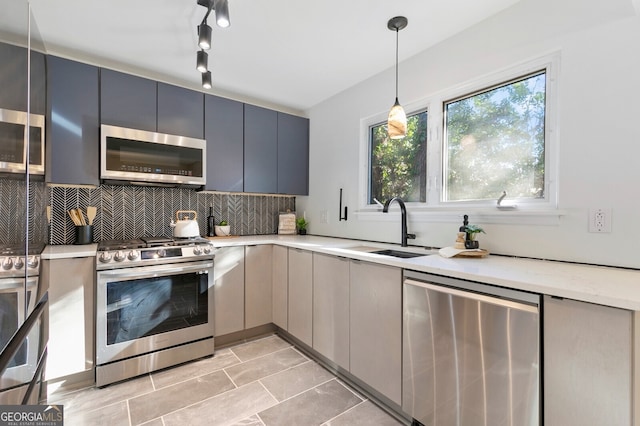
[363,54,557,213]
[444,71,547,203]
[369,110,427,204]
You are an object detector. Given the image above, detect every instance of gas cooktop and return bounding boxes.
[97,236,211,251]
[96,236,214,269]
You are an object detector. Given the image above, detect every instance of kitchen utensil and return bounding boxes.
[170,210,200,238]
[68,209,80,226]
[87,206,97,225]
[77,209,87,226]
[46,206,51,224]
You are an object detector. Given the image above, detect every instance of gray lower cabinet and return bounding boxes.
[272,245,288,329]
[544,296,634,426]
[46,56,99,185]
[288,248,313,346]
[245,245,273,328]
[42,257,95,385]
[312,253,349,369]
[213,246,245,336]
[244,104,277,193]
[349,260,402,406]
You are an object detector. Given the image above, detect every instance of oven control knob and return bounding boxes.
[114,251,126,262]
[27,256,39,269]
[99,251,113,263]
[193,246,202,255]
[14,257,24,269]
[127,250,139,261]
[2,257,13,270]
[203,246,211,255]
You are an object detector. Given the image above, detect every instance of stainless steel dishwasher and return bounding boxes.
[403,270,540,426]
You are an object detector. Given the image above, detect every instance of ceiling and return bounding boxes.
[1,0,520,113]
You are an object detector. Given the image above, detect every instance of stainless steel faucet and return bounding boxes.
[382,197,416,247]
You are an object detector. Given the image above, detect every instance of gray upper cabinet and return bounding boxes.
[100,68,157,132]
[277,112,309,195]
[46,56,99,185]
[204,95,244,192]
[157,82,204,139]
[0,42,45,114]
[244,104,278,193]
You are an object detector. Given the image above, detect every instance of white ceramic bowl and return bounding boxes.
[214,225,231,236]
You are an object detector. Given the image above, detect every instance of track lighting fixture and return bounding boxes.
[195,0,231,89]
[202,71,212,89]
[387,16,408,139]
[196,50,208,73]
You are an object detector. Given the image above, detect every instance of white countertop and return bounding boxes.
[42,235,640,311]
[208,235,640,311]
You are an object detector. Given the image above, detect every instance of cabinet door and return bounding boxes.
[350,260,402,405]
[213,246,245,336]
[313,253,349,369]
[46,56,100,185]
[43,257,95,382]
[277,112,309,195]
[157,82,204,139]
[244,104,277,193]
[0,42,27,112]
[288,248,313,346]
[100,68,157,131]
[245,245,273,328]
[544,296,632,426]
[272,245,288,329]
[204,95,244,191]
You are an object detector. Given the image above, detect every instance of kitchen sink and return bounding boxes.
[371,249,429,258]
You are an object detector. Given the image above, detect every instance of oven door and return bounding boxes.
[0,276,39,391]
[96,260,214,365]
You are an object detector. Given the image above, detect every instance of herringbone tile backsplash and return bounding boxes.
[0,180,295,245]
[47,185,296,245]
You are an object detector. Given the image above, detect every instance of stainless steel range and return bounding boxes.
[0,243,43,393]
[95,236,215,387]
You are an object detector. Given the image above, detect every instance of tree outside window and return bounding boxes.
[444,71,546,202]
[369,111,427,204]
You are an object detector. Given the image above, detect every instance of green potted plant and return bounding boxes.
[214,220,231,237]
[296,217,309,235]
[464,224,485,248]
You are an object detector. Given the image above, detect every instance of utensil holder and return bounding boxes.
[75,225,93,245]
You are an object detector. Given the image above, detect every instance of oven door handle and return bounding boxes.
[97,261,214,280]
[0,276,38,291]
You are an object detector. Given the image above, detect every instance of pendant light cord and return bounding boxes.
[395,27,399,100]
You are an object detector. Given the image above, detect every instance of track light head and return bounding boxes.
[198,22,212,50]
[196,50,208,73]
[215,0,230,28]
[202,71,212,89]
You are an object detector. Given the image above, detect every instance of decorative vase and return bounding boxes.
[298,229,307,235]
[214,225,231,236]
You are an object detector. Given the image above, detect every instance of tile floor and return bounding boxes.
[48,334,404,426]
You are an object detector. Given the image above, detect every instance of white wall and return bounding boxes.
[298,0,640,268]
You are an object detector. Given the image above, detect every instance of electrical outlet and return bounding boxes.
[320,210,328,224]
[588,208,612,233]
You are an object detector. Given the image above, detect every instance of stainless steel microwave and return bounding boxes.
[100,124,206,187]
[0,108,45,176]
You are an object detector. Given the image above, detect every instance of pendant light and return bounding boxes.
[215,0,230,28]
[387,16,408,139]
[202,71,213,89]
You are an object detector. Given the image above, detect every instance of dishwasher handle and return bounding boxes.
[404,278,539,314]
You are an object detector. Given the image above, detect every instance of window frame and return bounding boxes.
[359,52,560,220]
